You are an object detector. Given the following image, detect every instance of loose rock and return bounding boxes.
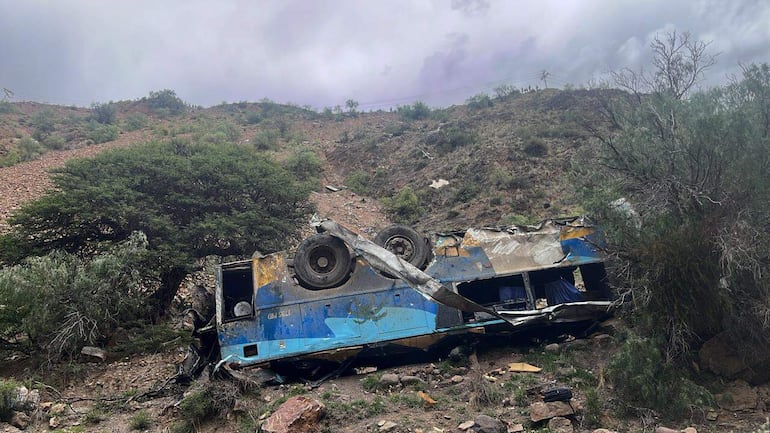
[80,346,108,362]
[262,396,325,433]
[450,375,464,384]
[544,343,560,353]
[378,420,398,432]
[457,420,475,430]
[10,411,30,430]
[400,375,421,385]
[547,416,573,433]
[654,427,678,433]
[472,414,504,433]
[529,401,575,422]
[379,373,400,387]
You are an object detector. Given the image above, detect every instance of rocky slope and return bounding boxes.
[1,95,769,433]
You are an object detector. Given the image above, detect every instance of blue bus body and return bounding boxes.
[214,217,612,369]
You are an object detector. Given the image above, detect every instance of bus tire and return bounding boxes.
[294,234,353,289]
[374,225,431,270]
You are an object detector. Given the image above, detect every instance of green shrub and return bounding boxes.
[1,140,313,319]
[0,379,23,420]
[17,136,44,161]
[130,410,152,430]
[344,171,375,195]
[454,183,480,203]
[244,111,261,124]
[283,147,322,183]
[606,333,712,417]
[494,84,520,99]
[143,89,186,117]
[252,129,279,150]
[124,113,148,131]
[522,137,548,157]
[360,374,384,392]
[398,101,431,120]
[0,234,151,362]
[424,126,475,152]
[91,102,117,124]
[466,93,493,109]
[0,101,14,114]
[42,135,67,150]
[31,109,56,140]
[383,186,422,224]
[86,122,120,143]
[174,382,238,432]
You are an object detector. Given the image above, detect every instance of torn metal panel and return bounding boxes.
[319,220,497,317]
[206,217,613,373]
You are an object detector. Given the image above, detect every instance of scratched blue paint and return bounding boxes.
[216,219,608,367]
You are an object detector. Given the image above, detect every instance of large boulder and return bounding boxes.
[262,396,325,433]
[473,414,504,433]
[530,401,576,422]
[700,333,770,385]
[716,380,759,411]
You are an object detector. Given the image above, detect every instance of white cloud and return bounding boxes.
[0,0,768,108]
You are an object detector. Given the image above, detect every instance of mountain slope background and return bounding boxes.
[1,88,768,433]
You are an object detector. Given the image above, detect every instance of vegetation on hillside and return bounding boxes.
[579,32,770,416]
[0,139,315,331]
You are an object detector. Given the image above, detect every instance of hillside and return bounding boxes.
[1,91,768,433]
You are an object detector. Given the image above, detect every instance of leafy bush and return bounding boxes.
[607,334,712,417]
[522,137,548,157]
[383,187,422,224]
[252,129,279,150]
[91,102,117,124]
[465,93,493,109]
[424,126,475,152]
[244,111,261,124]
[397,101,431,120]
[0,233,150,362]
[143,89,186,117]
[31,109,56,140]
[86,121,120,143]
[344,171,375,195]
[494,84,520,100]
[124,113,148,131]
[42,135,67,150]
[0,101,14,114]
[173,382,239,432]
[453,183,480,203]
[582,62,770,359]
[16,136,44,161]
[130,410,152,430]
[283,147,322,183]
[0,379,23,420]
[0,140,313,314]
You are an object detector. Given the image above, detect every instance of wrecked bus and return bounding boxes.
[210,217,613,374]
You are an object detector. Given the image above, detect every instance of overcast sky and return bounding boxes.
[1,0,769,110]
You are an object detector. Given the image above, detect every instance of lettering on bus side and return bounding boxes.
[267,310,292,320]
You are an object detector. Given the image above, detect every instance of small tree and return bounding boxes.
[345,99,359,116]
[91,102,117,124]
[1,140,314,313]
[143,89,187,116]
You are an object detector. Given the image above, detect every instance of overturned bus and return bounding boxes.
[206,217,613,375]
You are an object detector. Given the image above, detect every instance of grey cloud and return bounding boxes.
[0,0,768,109]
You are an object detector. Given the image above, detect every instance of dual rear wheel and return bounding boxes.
[293,225,431,290]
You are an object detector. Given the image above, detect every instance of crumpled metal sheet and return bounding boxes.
[319,220,498,316]
[319,220,613,328]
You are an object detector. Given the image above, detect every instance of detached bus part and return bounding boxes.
[207,217,613,375]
